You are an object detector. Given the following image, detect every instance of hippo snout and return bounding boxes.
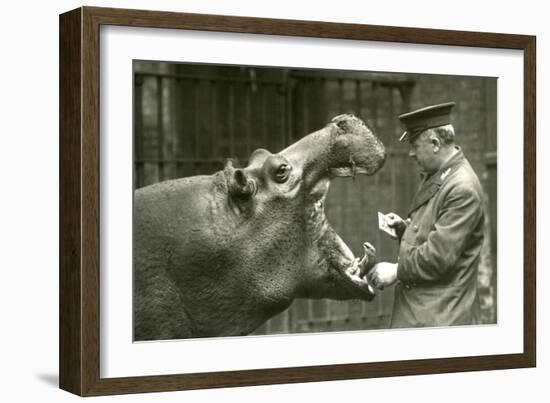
[329,114,386,177]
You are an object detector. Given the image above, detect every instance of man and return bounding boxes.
[367,102,485,328]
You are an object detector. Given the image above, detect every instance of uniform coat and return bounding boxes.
[392,147,485,328]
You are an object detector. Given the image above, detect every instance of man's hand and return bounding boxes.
[385,213,409,239]
[367,262,398,290]
[386,212,405,229]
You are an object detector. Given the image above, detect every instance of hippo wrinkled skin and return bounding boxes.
[134,114,386,341]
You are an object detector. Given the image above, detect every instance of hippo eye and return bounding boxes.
[274,164,291,183]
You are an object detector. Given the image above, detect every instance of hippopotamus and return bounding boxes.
[134,114,386,341]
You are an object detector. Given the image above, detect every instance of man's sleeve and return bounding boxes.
[397,185,484,283]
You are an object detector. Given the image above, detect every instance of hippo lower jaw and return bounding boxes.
[326,228,377,300]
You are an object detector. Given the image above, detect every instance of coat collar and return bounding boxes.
[407,146,465,215]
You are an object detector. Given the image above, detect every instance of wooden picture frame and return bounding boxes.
[59,6,536,396]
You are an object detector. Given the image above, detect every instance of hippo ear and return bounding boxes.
[228,169,256,199]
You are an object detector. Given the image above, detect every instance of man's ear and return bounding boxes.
[429,132,441,152]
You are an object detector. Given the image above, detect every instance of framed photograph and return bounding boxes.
[59,6,536,396]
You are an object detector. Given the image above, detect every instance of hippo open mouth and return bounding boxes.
[312,183,378,300]
[281,114,385,301]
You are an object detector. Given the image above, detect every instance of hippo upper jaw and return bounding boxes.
[281,114,386,192]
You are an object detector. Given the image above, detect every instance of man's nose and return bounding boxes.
[408,149,416,158]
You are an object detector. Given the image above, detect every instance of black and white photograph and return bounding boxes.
[2,0,546,400]
[132,61,497,341]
